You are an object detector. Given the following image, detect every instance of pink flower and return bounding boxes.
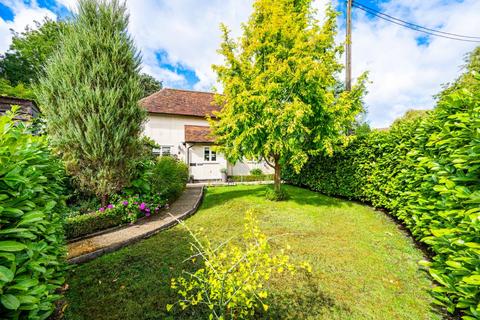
[122,201,129,206]
[107,204,114,209]
[139,202,146,210]
[99,207,105,212]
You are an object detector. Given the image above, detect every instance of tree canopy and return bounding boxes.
[0,18,67,86]
[210,0,367,194]
[139,73,162,97]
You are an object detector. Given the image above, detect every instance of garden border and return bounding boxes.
[67,185,205,264]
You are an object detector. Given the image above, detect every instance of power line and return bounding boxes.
[352,1,480,43]
[353,1,480,40]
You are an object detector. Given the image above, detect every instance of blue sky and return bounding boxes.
[0,0,479,127]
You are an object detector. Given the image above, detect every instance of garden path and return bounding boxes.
[67,185,204,264]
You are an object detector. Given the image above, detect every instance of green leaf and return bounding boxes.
[0,266,14,282]
[18,211,45,226]
[0,241,27,252]
[1,294,20,310]
[462,275,480,285]
[166,304,173,312]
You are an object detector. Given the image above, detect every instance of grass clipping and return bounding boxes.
[168,210,311,319]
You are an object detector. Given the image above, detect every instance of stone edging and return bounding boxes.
[67,186,205,265]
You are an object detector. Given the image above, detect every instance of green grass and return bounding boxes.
[64,185,442,320]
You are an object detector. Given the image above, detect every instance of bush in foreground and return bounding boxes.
[0,109,66,319]
[168,210,311,319]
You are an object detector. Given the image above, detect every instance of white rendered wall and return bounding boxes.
[144,113,273,179]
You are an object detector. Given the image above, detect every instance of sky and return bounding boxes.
[0,0,479,128]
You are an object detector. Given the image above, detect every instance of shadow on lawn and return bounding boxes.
[64,222,343,320]
[200,184,353,211]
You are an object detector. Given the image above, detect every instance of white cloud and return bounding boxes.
[348,0,480,127]
[0,1,56,52]
[124,0,254,91]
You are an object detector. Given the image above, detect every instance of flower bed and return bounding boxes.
[65,156,189,240]
[64,194,168,239]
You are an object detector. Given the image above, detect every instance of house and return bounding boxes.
[140,88,273,181]
[0,96,39,121]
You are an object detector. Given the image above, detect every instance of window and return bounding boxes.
[204,146,217,162]
[161,146,171,156]
[153,146,172,156]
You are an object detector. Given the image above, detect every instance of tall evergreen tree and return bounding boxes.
[210,0,367,196]
[35,0,146,204]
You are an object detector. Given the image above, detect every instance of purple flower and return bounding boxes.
[99,207,105,212]
[107,204,114,209]
[122,201,129,206]
[155,207,159,212]
[139,202,146,210]
[145,209,151,217]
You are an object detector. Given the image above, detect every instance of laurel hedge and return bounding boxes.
[284,76,480,319]
[0,110,66,319]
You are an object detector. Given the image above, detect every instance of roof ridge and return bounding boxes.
[162,87,216,95]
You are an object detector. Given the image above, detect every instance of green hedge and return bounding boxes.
[64,208,126,240]
[284,77,480,318]
[230,174,274,182]
[0,110,66,319]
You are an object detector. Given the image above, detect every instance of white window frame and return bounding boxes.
[204,146,217,162]
[153,146,173,156]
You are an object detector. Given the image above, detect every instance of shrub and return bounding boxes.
[283,75,480,318]
[250,168,263,176]
[168,210,311,319]
[265,187,289,201]
[148,156,189,201]
[0,109,66,319]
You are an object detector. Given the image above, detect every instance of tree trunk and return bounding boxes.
[101,194,108,208]
[274,158,281,193]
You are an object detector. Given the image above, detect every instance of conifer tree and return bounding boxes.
[36,0,146,204]
[211,0,367,197]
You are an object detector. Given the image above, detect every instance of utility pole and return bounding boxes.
[346,0,352,91]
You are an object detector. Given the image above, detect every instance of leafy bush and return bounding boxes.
[0,109,66,319]
[283,76,480,318]
[168,210,311,319]
[149,156,189,201]
[265,187,289,201]
[250,168,263,176]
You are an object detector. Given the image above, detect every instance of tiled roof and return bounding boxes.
[184,125,215,143]
[140,88,221,118]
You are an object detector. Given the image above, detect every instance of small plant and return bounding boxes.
[250,168,263,176]
[168,210,311,319]
[265,187,289,201]
[220,168,228,174]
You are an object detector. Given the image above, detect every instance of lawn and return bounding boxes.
[63,185,442,320]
